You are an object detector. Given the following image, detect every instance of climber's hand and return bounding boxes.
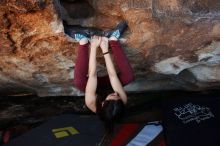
[100,37,109,53]
[90,35,101,49]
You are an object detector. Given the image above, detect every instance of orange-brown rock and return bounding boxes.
[0,0,220,96]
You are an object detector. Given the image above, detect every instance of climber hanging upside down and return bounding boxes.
[64,21,134,128]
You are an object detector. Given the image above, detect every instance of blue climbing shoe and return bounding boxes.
[103,21,128,39]
[64,24,90,41]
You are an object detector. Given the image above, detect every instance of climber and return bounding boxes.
[64,21,134,130]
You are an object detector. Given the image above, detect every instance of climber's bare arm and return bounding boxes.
[85,36,102,112]
[100,37,127,104]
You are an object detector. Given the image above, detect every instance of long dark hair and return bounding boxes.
[96,94,125,133]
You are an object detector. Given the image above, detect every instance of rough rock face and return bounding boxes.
[0,0,220,96]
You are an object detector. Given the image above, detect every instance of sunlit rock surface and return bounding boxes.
[0,0,220,96]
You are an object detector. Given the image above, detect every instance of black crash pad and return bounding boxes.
[163,95,220,146]
[4,114,104,146]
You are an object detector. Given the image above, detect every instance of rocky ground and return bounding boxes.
[0,92,157,128]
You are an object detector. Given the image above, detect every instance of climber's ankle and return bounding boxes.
[79,38,89,45]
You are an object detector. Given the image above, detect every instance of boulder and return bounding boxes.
[0,0,220,96]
